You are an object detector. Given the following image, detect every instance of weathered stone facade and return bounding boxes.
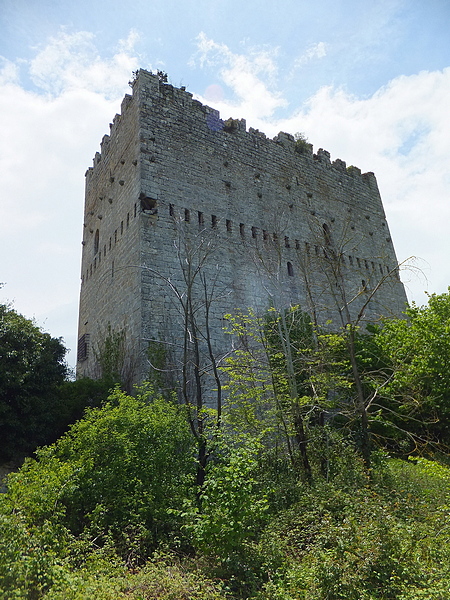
[77,69,407,390]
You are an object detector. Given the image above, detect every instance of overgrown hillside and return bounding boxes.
[2,291,450,599]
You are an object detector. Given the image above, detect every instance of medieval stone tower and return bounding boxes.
[76,69,407,390]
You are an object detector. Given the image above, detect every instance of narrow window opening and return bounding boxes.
[212,215,217,229]
[273,233,278,244]
[109,237,112,250]
[287,261,294,276]
[127,213,130,227]
[263,230,268,241]
[357,257,361,268]
[94,229,99,255]
[251,226,257,239]
[240,223,245,236]
[365,260,369,269]
[348,255,354,266]
[305,242,310,254]
[77,334,90,362]
[114,230,117,243]
[226,219,232,232]
[198,211,204,226]
[285,236,290,248]
[379,264,383,274]
[121,221,124,235]
[169,203,174,217]
[184,208,190,222]
[134,203,137,218]
[295,239,300,250]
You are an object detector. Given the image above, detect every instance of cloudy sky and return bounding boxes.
[1,0,449,369]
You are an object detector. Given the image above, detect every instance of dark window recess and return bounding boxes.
[77,333,90,362]
[285,236,290,248]
[94,229,99,255]
[273,233,278,244]
[184,208,190,222]
[348,255,354,266]
[134,203,137,218]
[240,223,245,236]
[251,226,257,238]
[198,211,204,226]
[121,221,124,235]
[212,215,217,229]
[287,261,294,277]
[295,239,300,250]
[263,230,268,240]
[127,213,130,227]
[226,219,232,232]
[140,193,157,214]
[169,203,174,217]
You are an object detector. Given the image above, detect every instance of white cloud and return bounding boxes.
[192,33,287,119]
[0,30,142,365]
[29,29,141,97]
[292,41,327,69]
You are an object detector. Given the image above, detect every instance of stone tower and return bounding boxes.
[76,69,407,390]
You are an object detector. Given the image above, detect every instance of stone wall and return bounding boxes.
[77,69,407,392]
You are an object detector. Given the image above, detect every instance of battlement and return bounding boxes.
[87,69,376,191]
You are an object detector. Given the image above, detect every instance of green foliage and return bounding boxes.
[255,458,450,599]
[183,436,269,559]
[359,289,450,452]
[2,388,195,574]
[0,303,68,461]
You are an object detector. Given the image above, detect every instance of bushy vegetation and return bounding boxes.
[2,291,450,598]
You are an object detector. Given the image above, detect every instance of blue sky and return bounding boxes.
[1,0,450,369]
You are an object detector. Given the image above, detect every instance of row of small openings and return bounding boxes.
[172,204,303,249]
[83,202,139,284]
[310,245,391,277]
[169,204,394,281]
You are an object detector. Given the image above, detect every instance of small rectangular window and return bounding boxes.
[184,208,190,222]
[198,211,204,226]
[77,334,90,362]
[169,203,174,217]
[251,226,257,238]
[240,223,245,236]
[226,219,232,232]
[212,215,217,229]
[285,236,290,248]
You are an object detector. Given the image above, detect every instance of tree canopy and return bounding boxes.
[0,303,68,461]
